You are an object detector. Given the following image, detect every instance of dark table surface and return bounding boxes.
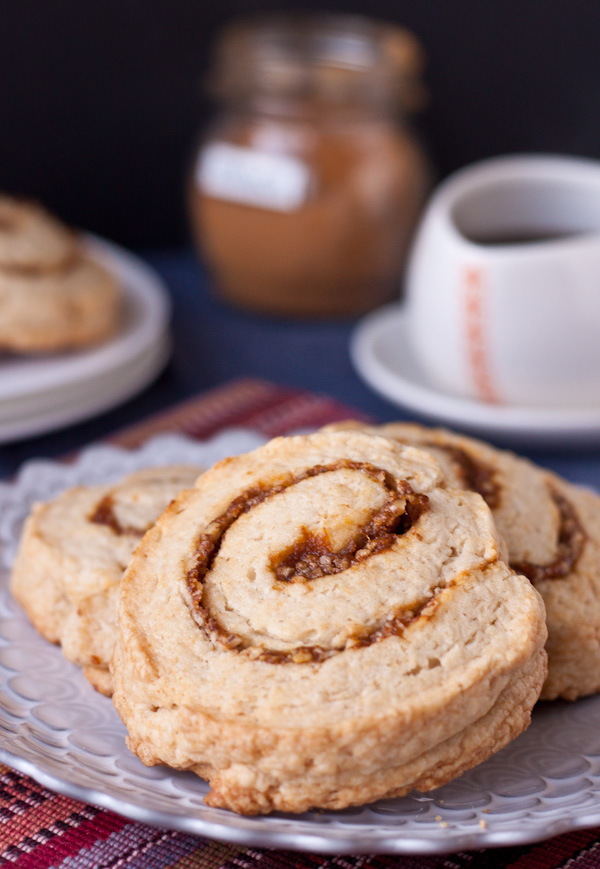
[1,248,599,492]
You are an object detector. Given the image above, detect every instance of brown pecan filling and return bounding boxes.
[248,598,433,665]
[186,460,429,663]
[428,442,585,583]
[272,469,427,582]
[511,486,586,584]
[89,495,145,537]
[426,442,500,509]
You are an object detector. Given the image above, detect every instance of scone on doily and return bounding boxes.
[112,430,547,815]
[0,194,121,353]
[11,465,202,696]
[325,420,600,702]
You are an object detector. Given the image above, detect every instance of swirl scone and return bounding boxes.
[0,194,121,353]
[11,465,201,696]
[325,421,600,701]
[112,431,547,815]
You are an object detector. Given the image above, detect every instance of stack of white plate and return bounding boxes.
[0,236,171,443]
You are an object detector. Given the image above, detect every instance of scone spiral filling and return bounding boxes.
[327,423,587,580]
[112,431,547,815]
[323,421,597,701]
[511,486,586,584]
[186,460,429,662]
[422,441,501,509]
[424,441,586,584]
[89,494,150,538]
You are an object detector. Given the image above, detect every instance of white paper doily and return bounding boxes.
[1,430,600,855]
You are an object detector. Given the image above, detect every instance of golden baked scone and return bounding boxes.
[0,195,75,270]
[325,421,599,701]
[11,465,202,696]
[0,194,121,353]
[112,431,546,815]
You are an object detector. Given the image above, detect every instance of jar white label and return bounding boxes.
[197,142,311,212]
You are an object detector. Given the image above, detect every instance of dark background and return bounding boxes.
[2,0,600,250]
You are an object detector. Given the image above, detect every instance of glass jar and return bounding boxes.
[189,14,431,317]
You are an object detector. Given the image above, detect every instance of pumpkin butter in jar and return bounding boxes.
[189,14,431,317]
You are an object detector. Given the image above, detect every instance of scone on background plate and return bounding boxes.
[112,430,547,815]
[11,465,202,696]
[324,420,600,702]
[0,194,121,353]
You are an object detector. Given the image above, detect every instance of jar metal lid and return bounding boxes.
[208,13,427,111]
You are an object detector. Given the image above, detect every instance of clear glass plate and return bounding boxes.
[1,431,600,855]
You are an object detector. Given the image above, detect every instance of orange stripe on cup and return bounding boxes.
[462,266,499,403]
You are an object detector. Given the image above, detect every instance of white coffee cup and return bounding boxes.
[405,154,600,407]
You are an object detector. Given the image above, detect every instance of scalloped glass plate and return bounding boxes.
[1,430,600,855]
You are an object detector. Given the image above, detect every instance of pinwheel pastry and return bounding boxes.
[11,465,202,696]
[325,421,600,702]
[112,430,546,815]
[0,194,121,352]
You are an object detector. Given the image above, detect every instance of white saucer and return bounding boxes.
[351,303,600,447]
[0,236,171,442]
